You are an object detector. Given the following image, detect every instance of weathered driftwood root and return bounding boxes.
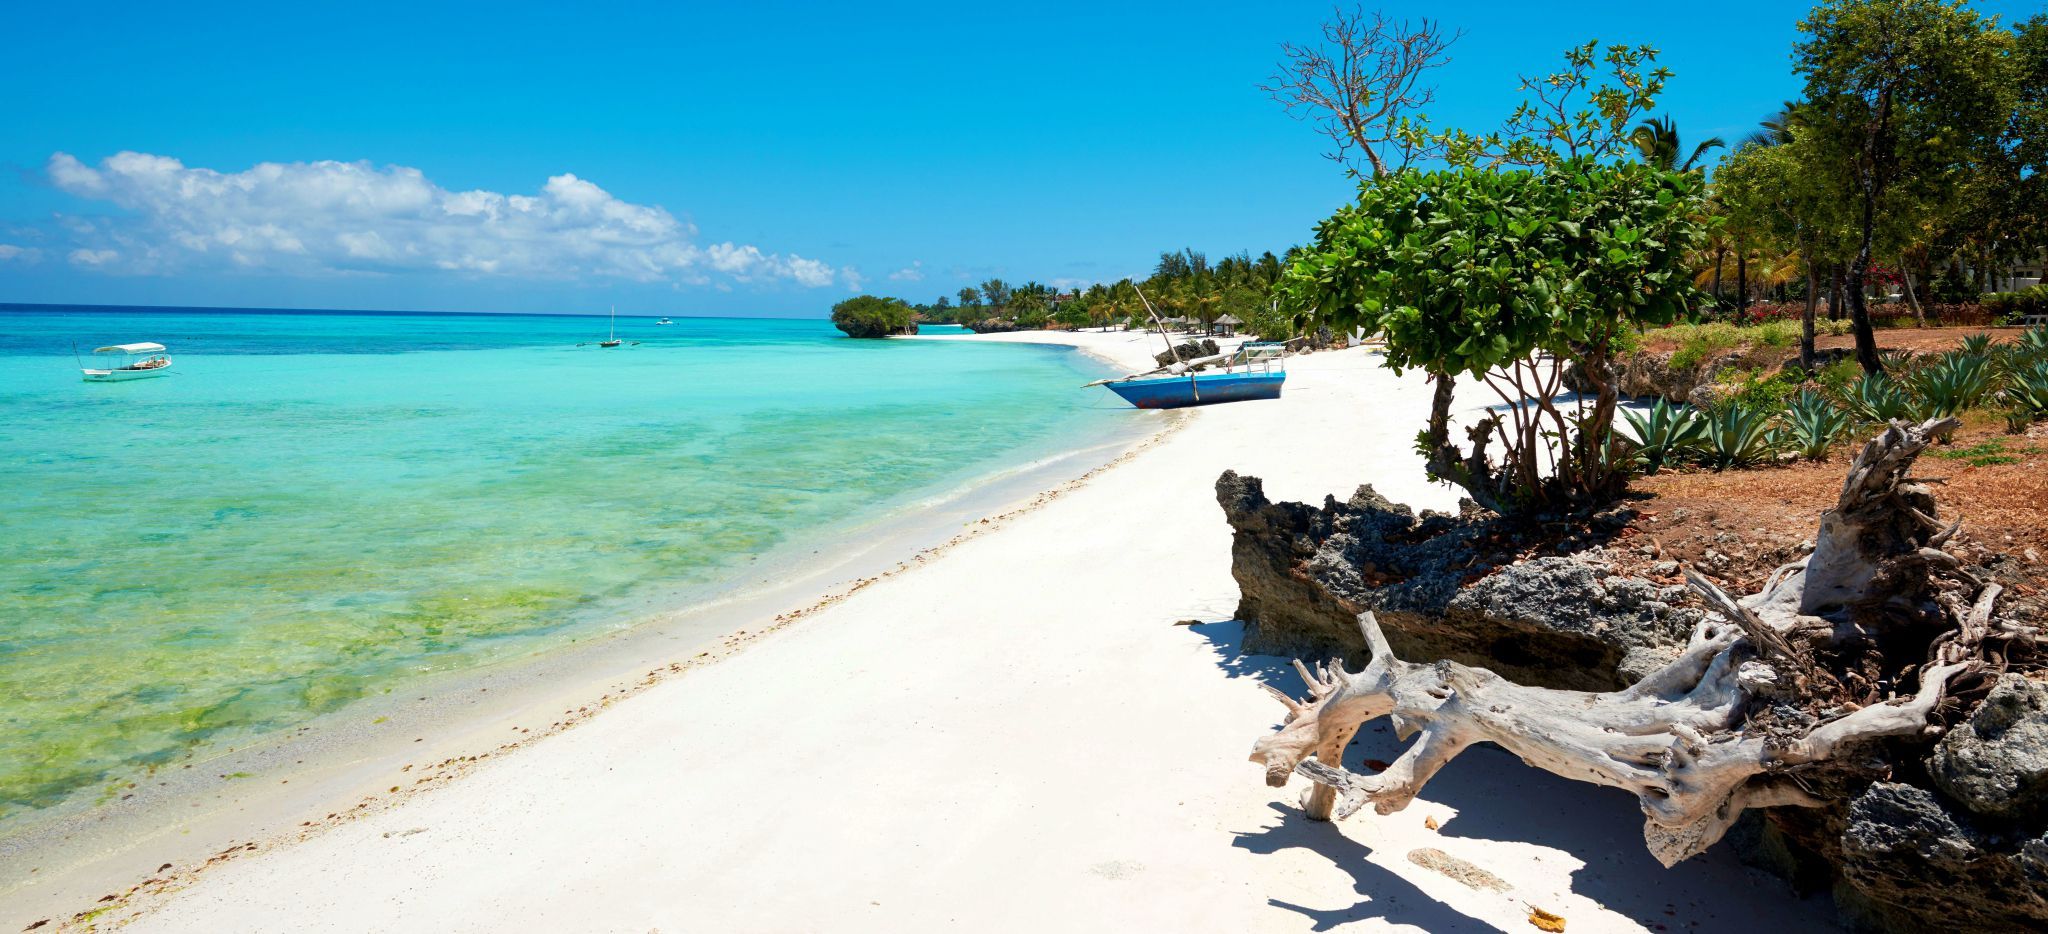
[1248,418,2025,867]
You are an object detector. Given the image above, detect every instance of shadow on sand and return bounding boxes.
[1191,619,1839,933]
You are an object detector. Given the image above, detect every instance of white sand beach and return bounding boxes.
[50,331,1831,932]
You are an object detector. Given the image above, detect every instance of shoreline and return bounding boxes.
[0,333,1170,927]
[27,331,1835,932]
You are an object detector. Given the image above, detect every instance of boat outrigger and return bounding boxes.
[81,342,174,382]
[1087,287,1287,409]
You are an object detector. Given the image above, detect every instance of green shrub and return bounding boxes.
[1702,403,1778,469]
[1908,352,1996,418]
[1985,285,2048,324]
[1668,322,1742,371]
[1619,398,1708,474]
[1785,389,1852,461]
[1753,320,1799,349]
[1721,367,1804,413]
[1841,371,1912,423]
[2016,324,2048,358]
[2002,357,2048,417]
[829,295,917,338]
[1816,356,1861,394]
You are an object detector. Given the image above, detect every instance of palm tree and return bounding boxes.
[1629,116,1725,172]
[1739,102,1801,149]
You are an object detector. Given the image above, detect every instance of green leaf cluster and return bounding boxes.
[1281,159,1709,381]
[829,295,918,339]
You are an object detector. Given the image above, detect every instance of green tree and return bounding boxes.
[1629,116,1724,172]
[1279,39,1702,515]
[829,295,917,339]
[1794,0,2013,371]
[1282,161,1710,514]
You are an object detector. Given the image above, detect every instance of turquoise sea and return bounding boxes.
[0,305,1131,818]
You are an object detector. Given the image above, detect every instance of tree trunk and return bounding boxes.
[1830,264,1846,322]
[1711,248,1724,311]
[1902,263,1928,328]
[1849,204,1882,374]
[1801,259,1818,371]
[1736,246,1749,319]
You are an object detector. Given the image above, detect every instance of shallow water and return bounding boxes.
[0,307,1129,817]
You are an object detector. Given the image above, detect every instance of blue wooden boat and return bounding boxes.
[1106,370,1285,408]
[1099,341,1288,409]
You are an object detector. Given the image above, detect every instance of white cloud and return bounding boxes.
[0,244,38,262]
[837,266,864,292]
[41,151,842,288]
[888,261,924,282]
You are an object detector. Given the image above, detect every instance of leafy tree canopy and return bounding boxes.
[829,294,917,339]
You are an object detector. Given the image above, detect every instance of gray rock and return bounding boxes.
[1215,470,1695,691]
[1930,674,2048,822]
[1152,339,1219,367]
[1838,782,2048,932]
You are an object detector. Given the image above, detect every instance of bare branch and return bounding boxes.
[1261,7,1461,176]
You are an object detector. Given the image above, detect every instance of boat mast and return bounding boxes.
[1132,286,1184,369]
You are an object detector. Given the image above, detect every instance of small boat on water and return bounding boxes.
[655,317,674,326]
[82,342,174,382]
[1101,342,1287,409]
[598,306,623,347]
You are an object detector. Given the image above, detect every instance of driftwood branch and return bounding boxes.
[1248,418,2022,867]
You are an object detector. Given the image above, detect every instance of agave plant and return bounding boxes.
[1785,389,1852,461]
[1702,403,1778,469]
[1841,372,1912,424]
[1958,333,1994,357]
[1880,349,1921,375]
[1620,398,1708,474]
[2007,323,2048,357]
[1908,351,1996,418]
[2004,357,2048,418]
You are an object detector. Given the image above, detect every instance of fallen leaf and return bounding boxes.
[1424,816,1440,831]
[1528,906,1566,932]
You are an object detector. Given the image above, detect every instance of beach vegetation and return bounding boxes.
[1785,388,1854,460]
[1619,398,1708,474]
[1279,39,1708,515]
[1699,402,1780,469]
[829,295,918,338]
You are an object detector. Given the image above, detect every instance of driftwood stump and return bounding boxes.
[1249,418,2035,866]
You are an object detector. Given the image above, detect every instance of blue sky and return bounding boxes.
[0,0,2036,316]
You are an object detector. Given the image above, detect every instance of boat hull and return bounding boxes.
[1105,371,1285,409]
[82,367,172,382]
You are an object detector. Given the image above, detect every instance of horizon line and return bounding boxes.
[0,301,829,322]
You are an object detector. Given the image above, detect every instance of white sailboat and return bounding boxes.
[599,306,622,347]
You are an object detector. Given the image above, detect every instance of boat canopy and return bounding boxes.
[94,342,166,354]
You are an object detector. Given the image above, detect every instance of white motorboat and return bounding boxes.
[82,342,174,381]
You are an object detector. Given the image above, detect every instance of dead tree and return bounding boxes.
[1249,418,2035,866]
[1261,7,1460,176]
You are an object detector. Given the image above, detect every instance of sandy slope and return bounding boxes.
[113,331,1832,933]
